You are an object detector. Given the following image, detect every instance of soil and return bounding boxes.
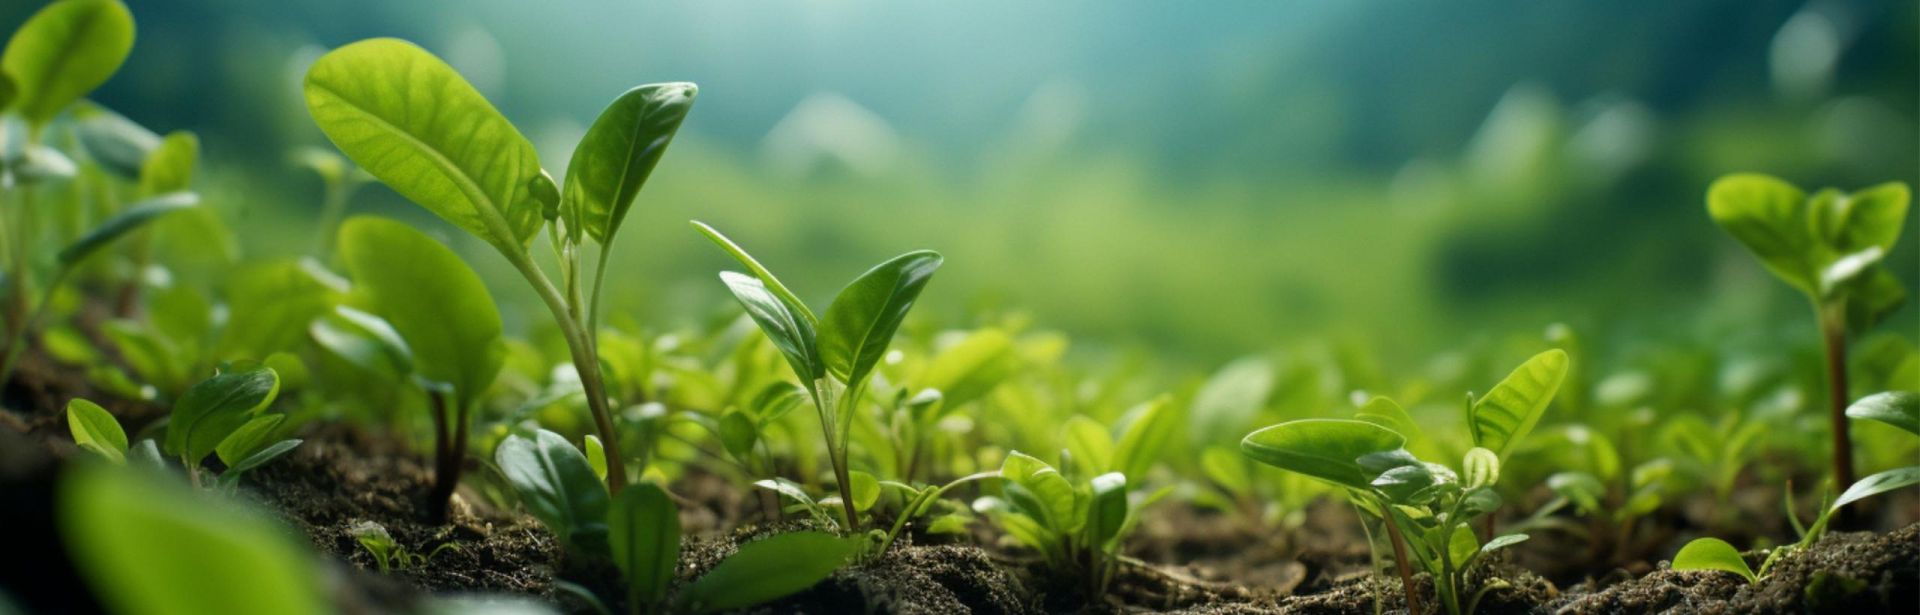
[4,346,1919,614]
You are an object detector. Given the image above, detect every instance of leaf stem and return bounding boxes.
[1816,300,1853,494]
[1380,500,1423,615]
[502,248,629,493]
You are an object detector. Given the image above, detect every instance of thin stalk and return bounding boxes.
[820,385,860,531]
[182,455,202,489]
[1816,300,1854,492]
[426,389,461,523]
[587,245,613,339]
[312,179,352,258]
[501,248,628,493]
[1381,506,1423,615]
[2,186,36,358]
[1352,501,1386,615]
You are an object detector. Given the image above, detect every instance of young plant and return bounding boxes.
[348,521,456,572]
[328,215,507,522]
[305,38,696,493]
[66,365,302,490]
[609,482,861,614]
[972,452,1149,597]
[691,221,943,530]
[1706,174,1911,489]
[1241,349,1567,615]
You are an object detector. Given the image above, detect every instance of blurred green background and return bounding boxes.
[17,0,1916,368]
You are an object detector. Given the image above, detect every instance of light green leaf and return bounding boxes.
[66,398,126,463]
[1469,349,1569,459]
[1671,537,1757,583]
[215,414,285,467]
[1481,533,1529,555]
[919,328,1018,410]
[308,306,415,378]
[681,531,858,614]
[1461,446,1499,489]
[1061,415,1114,476]
[166,367,281,465]
[1240,419,1406,489]
[304,38,545,250]
[753,478,816,508]
[818,250,943,389]
[1085,472,1128,551]
[1189,357,1274,447]
[1547,471,1606,514]
[57,192,198,266]
[1200,446,1251,494]
[138,130,197,196]
[584,435,607,482]
[562,83,697,244]
[1812,182,1910,256]
[691,221,817,325]
[223,440,301,477]
[339,216,505,406]
[1706,173,1815,294]
[1846,391,1919,436]
[848,470,880,514]
[746,381,808,424]
[60,464,328,615]
[1447,524,1479,567]
[2,0,135,130]
[716,271,821,383]
[1354,396,1421,448]
[1113,396,1179,480]
[1831,466,1920,511]
[495,430,609,554]
[608,482,679,610]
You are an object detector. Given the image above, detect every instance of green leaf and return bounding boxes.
[1811,182,1910,256]
[1085,472,1128,551]
[919,328,1018,410]
[584,435,608,482]
[1371,464,1437,503]
[818,250,944,389]
[0,72,13,110]
[1189,357,1274,447]
[1844,267,1907,332]
[1671,537,1757,583]
[681,531,858,614]
[747,381,808,424]
[1240,419,1406,489]
[608,482,679,610]
[1000,452,1077,529]
[1707,174,1816,294]
[215,414,285,467]
[562,83,697,244]
[1061,415,1114,476]
[1831,466,1920,511]
[717,411,758,460]
[1845,391,1919,436]
[1447,524,1479,567]
[1548,471,1606,514]
[1461,447,1500,489]
[495,430,609,553]
[138,130,198,196]
[2,0,135,130]
[848,470,880,514]
[1199,446,1251,494]
[690,221,818,325]
[1112,396,1179,480]
[59,464,329,615]
[308,306,415,378]
[66,398,126,463]
[223,440,301,477]
[57,192,198,266]
[5,142,77,183]
[753,478,817,509]
[166,367,281,465]
[73,101,159,179]
[339,216,505,405]
[1355,396,1422,448]
[1469,349,1569,459]
[716,271,822,383]
[304,38,545,251]
[1481,533,1529,554]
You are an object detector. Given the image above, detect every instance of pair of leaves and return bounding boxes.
[495,430,609,554]
[337,216,505,405]
[165,366,281,466]
[1707,174,1911,309]
[2,0,135,130]
[1468,349,1570,459]
[1241,418,1407,489]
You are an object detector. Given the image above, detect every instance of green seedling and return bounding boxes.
[305,38,696,494]
[1672,391,1917,584]
[1706,174,1911,489]
[1242,349,1567,615]
[973,449,1164,597]
[349,520,456,572]
[692,221,943,531]
[326,215,507,522]
[496,429,612,554]
[608,482,861,614]
[69,366,301,489]
[893,327,1021,482]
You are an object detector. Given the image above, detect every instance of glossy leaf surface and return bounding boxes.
[1469,349,1569,459]
[2,0,135,129]
[819,251,943,388]
[1241,419,1406,489]
[563,83,697,243]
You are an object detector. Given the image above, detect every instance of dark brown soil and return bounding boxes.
[1555,523,1920,614]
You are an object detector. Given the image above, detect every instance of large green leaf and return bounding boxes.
[66,398,126,463]
[1240,419,1406,489]
[338,216,505,404]
[496,430,609,553]
[138,130,197,196]
[1,0,134,130]
[1832,466,1920,511]
[818,250,943,389]
[1706,174,1815,294]
[562,83,697,244]
[717,271,821,383]
[304,38,545,251]
[57,192,198,266]
[1469,349,1569,459]
[680,531,858,614]
[1846,391,1919,436]
[608,482,679,610]
[165,366,281,465]
[1670,537,1756,583]
[60,465,328,615]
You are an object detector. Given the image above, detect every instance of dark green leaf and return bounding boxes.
[66,398,126,463]
[2,0,135,129]
[1469,349,1569,459]
[339,216,505,405]
[166,367,281,464]
[681,531,859,614]
[1371,464,1436,503]
[562,83,697,244]
[223,439,301,477]
[608,482,679,610]
[1846,391,1919,436]
[304,38,545,251]
[717,411,758,459]
[57,192,198,266]
[818,250,943,389]
[1240,419,1406,489]
[496,430,609,554]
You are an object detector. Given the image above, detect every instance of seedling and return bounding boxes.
[1241,350,1567,615]
[66,365,302,490]
[691,221,943,530]
[1706,174,1911,489]
[305,38,696,493]
[348,521,456,572]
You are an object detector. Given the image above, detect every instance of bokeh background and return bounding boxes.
[17,0,1916,369]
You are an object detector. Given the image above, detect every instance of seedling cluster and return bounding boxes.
[5,3,1916,614]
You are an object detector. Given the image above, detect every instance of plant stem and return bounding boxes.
[502,249,629,493]
[1817,300,1854,522]
[426,389,460,523]
[1382,510,1423,615]
[313,179,352,259]
[820,384,860,531]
